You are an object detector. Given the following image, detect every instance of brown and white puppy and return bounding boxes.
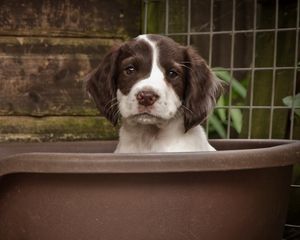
[86,34,222,153]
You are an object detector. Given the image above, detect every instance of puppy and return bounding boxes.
[86,34,222,153]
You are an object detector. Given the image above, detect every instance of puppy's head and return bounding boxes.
[86,34,222,132]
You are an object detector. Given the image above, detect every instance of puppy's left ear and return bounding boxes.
[183,47,223,132]
[85,47,120,126]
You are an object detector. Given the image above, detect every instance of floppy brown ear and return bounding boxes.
[85,47,120,126]
[183,47,223,132]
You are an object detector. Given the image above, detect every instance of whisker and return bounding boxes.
[181,104,194,115]
[106,101,119,113]
[178,63,193,72]
[104,97,118,111]
[174,109,183,120]
[112,109,121,124]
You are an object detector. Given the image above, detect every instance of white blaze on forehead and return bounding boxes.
[137,35,159,67]
[135,35,165,90]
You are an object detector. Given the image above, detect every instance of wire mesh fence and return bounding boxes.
[143,0,299,140]
[142,0,299,238]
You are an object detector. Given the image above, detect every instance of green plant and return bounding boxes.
[209,68,247,138]
[282,93,300,117]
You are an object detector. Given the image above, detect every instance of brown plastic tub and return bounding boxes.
[0,140,299,240]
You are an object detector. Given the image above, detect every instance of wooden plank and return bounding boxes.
[0,0,141,38]
[0,116,118,142]
[0,0,140,142]
[0,37,121,55]
[0,37,118,116]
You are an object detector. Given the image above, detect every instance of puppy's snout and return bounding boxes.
[136,90,159,106]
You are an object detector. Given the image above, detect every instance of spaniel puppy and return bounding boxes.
[86,34,222,153]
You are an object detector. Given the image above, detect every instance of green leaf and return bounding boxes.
[213,68,247,99]
[282,93,300,117]
[213,68,232,82]
[231,80,247,99]
[216,96,226,122]
[230,109,243,133]
[209,114,227,138]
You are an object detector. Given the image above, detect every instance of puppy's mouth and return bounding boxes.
[130,113,165,125]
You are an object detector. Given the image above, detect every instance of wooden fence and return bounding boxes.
[0,0,141,142]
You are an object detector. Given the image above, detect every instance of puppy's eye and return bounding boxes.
[167,69,178,79]
[124,65,136,75]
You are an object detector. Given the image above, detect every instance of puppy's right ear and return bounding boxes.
[183,47,223,132]
[85,47,120,126]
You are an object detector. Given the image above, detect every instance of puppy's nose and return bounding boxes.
[136,90,159,106]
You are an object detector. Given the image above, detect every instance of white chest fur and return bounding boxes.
[115,117,215,153]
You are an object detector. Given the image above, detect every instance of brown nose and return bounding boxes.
[136,90,159,106]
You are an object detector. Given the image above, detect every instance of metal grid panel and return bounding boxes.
[143,0,300,236]
[143,0,299,141]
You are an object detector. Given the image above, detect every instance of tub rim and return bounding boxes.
[0,139,299,176]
